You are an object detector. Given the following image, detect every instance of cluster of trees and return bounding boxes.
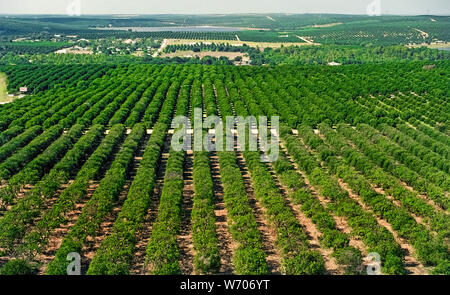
[299,125,449,274]
[0,65,108,93]
[414,122,450,146]
[216,142,268,274]
[282,127,406,275]
[396,123,449,159]
[191,149,221,273]
[88,37,160,56]
[296,19,450,45]
[233,60,448,274]
[0,125,64,180]
[144,74,191,274]
[0,63,448,275]
[378,124,449,173]
[335,123,448,209]
[0,65,181,274]
[0,41,69,55]
[255,45,450,66]
[273,149,363,274]
[124,67,170,127]
[357,124,449,192]
[0,124,108,259]
[86,123,168,274]
[8,124,84,186]
[79,31,237,41]
[223,66,327,274]
[229,63,406,275]
[326,124,449,226]
[144,147,185,274]
[243,145,326,274]
[22,124,123,256]
[378,91,449,130]
[0,126,24,146]
[165,42,251,53]
[45,124,147,274]
[0,126,42,164]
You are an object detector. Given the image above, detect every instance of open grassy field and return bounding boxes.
[0,73,12,103]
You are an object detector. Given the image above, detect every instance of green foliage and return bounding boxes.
[0,259,37,275]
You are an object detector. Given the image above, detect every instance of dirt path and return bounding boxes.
[234,149,282,274]
[337,179,430,275]
[210,149,235,274]
[279,141,370,261]
[413,28,429,38]
[295,35,314,44]
[131,134,172,275]
[371,184,435,235]
[1,184,35,215]
[235,34,241,42]
[178,150,195,275]
[80,132,150,273]
[399,180,448,214]
[81,180,132,274]
[265,158,342,275]
[152,39,168,57]
[38,181,98,274]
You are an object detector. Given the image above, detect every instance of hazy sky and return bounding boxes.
[0,0,449,15]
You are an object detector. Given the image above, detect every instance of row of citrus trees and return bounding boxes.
[87,69,192,274]
[227,67,409,274]
[46,67,185,274]
[299,124,450,274]
[0,65,177,273]
[256,65,448,274]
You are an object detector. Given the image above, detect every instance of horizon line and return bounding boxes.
[1,13,449,17]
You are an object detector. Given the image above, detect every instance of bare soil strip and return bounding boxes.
[337,179,430,275]
[80,133,151,273]
[1,184,35,215]
[80,180,132,274]
[279,141,370,261]
[371,184,434,235]
[413,28,429,38]
[399,180,448,214]
[264,158,342,275]
[152,39,168,57]
[234,149,282,274]
[178,150,195,275]
[210,149,235,274]
[38,180,98,274]
[130,134,172,275]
